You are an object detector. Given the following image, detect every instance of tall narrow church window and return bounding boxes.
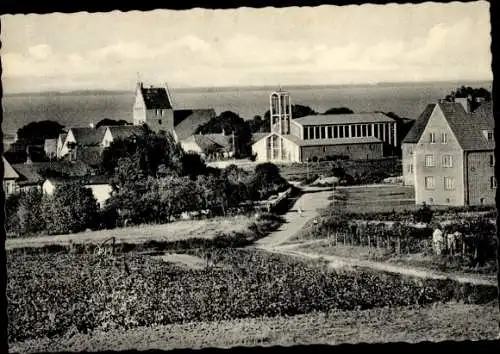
[327,126,332,139]
[333,126,338,138]
[367,125,372,136]
[315,127,320,139]
[339,126,344,138]
[321,126,326,139]
[362,125,367,137]
[304,128,309,140]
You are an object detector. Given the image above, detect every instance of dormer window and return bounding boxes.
[483,130,494,141]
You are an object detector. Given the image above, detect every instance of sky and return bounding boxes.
[1,1,492,93]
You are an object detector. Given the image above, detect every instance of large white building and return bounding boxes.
[251,89,397,163]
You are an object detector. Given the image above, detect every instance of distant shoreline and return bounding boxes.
[4,79,492,97]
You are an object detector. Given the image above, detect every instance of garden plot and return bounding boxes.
[152,253,207,270]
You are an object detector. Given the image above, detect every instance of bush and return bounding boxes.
[5,194,21,236]
[413,203,434,224]
[42,182,100,235]
[17,189,45,236]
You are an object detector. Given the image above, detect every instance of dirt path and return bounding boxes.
[254,186,334,248]
[255,186,497,287]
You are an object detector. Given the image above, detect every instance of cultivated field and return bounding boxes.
[5,215,252,250]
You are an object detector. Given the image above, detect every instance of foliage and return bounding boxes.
[445,86,491,112]
[17,189,45,236]
[413,203,434,224]
[42,181,100,235]
[250,163,289,200]
[9,247,494,342]
[95,118,130,129]
[5,194,21,235]
[180,152,208,180]
[194,111,253,157]
[323,107,353,115]
[101,130,183,177]
[16,120,65,146]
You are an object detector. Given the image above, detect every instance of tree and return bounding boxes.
[17,189,45,236]
[250,163,288,200]
[261,104,318,132]
[95,118,130,129]
[5,194,21,236]
[101,130,183,177]
[413,203,434,225]
[43,182,99,235]
[323,107,353,115]
[180,152,208,180]
[195,111,253,157]
[445,86,491,112]
[16,120,65,146]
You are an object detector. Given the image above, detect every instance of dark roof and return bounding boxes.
[203,133,232,148]
[11,164,45,186]
[140,87,172,109]
[107,125,146,140]
[74,146,103,166]
[190,135,226,152]
[401,104,436,144]
[293,112,395,126]
[173,109,217,141]
[442,101,494,151]
[70,127,106,146]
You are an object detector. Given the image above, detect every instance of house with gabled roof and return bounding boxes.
[101,125,147,149]
[180,132,233,159]
[133,81,216,142]
[402,99,495,206]
[3,156,19,195]
[60,126,107,159]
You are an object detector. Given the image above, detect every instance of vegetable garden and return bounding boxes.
[7,247,497,343]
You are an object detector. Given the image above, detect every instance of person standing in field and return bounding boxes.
[432,225,444,256]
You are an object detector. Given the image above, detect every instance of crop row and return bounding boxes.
[7,249,497,343]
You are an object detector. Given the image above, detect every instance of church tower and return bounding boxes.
[270,88,292,135]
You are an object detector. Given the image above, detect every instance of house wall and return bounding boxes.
[300,142,383,162]
[3,179,17,195]
[402,143,416,186]
[145,108,174,135]
[252,135,270,162]
[466,151,496,206]
[101,129,114,149]
[290,121,302,139]
[251,134,300,163]
[42,180,56,195]
[56,136,65,159]
[86,184,113,208]
[133,89,147,125]
[181,139,204,155]
[414,106,465,206]
[60,131,75,157]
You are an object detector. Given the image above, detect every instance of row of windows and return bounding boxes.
[154,109,168,116]
[424,154,453,167]
[424,176,455,190]
[428,132,448,144]
[303,123,391,140]
[424,176,497,190]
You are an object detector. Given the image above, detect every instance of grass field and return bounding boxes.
[5,215,252,250]
[10,302,499,353]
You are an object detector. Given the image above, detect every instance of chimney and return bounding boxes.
[454,97,470,114]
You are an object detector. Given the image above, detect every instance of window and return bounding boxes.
[407,164,413,173]
[441,132,447,144]
[490,155,494,167]
[158,119,162,125]
[491,176,497,189]
[333,126,338,138]
[304,128,309,140]
[442,155,453,167]
[315,127,320,139]
[425,176,435,190]
[483,130,494,141]
[367,125,372,136]
[320,126,326,139]
[322,147,327,153]
[429,132,436,144]
[327,126,332,139]
[356,125,361,137]
[339,126,344,138]
[408,147,413,156]
[429,197,434,204]
[425,155,435,167]
[444,177,455,190]
[445,198,450,203]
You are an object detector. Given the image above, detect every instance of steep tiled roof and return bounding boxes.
[11,164,45,186]
[173,109,217,141]
[441,101,494,151]
[401,104,436,144]
[107,125,146,141]
[70,127,107,146]
[182,134,226,153]
[141,87,172,109]
[203,133,232,148]
[3,156,19,180]
[12,161,92,186]
[293,112,395,126]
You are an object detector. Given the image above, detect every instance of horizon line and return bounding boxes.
[4,78,493,96]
